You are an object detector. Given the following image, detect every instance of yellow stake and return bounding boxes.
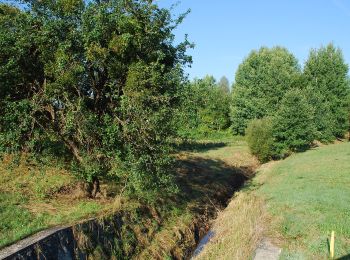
[330,231,335,259]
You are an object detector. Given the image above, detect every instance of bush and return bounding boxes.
[246,118,275,162]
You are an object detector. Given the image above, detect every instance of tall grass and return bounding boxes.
[196,192,266,260]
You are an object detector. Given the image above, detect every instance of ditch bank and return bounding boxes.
[0,155,255,260]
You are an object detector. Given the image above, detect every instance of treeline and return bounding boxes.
[177,75,231,139]
[0,0,192,200]
[179,45,349,162]
[233,45,349,161]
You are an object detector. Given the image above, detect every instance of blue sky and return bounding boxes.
[158,0,350,84]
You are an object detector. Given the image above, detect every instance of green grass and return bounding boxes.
[0,155,114,248]
[255,142,350,259]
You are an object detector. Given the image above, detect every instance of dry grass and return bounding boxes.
[135,137,259,259]
[195,192,266,260]
[135,211,195,259]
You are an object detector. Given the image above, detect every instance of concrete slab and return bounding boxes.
[254,239,281,260]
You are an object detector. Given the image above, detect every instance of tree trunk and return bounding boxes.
[90,176,100,198]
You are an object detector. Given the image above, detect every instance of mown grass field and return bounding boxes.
[257,142,350,259]
[197,141,350,259]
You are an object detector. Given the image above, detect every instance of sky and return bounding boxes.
[158,0,350,84]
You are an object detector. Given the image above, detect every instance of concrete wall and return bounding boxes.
[0,214,126,260]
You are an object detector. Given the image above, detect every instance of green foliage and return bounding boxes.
[272,89,316,157]
[113,61,181,200]
[0,100,35,153]
[303,44,349,140]
[231,46,301,134]
[0,0,191,199]
[246,118,274,162]
[247,90,316,161]
[177,75,231,138]
[218,76,230,94]
[234,44,349,162]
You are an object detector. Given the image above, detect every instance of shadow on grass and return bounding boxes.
[336,255,350,260]
[173,156,255,216]
[173,140,227,153]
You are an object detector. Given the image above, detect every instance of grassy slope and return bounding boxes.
[197,142,350,260]
[0,154,115,248]
[137,137,258,259]
[257,142,350,259]
[196,191,266,260]
[0,137,258,258]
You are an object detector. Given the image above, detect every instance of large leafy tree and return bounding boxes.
[230,47,300,134]
[303,44,349,141]
[0,0,192,199]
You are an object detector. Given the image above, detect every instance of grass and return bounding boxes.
[196,192,266,260]
[197,141,350,259]
[137,136,258,259]
[177,136,257,169]
[4,138,348,259]
[0,154,114,248]
[255,142,350,259]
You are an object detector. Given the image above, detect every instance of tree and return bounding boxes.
[177,75,231,138]
[346,77,350,141]
[218,76,230,94]
[303,44,349,140]
[0,0,192,199]
[230,47,300,134]
[272,89,316,156]
[247,90,317,162]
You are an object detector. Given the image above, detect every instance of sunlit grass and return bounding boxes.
[0,155,114,248]
[255,142,350,259]
[192,141,350,259]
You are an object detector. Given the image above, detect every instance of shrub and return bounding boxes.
[247,89,317,162]
[246,118,275,162]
